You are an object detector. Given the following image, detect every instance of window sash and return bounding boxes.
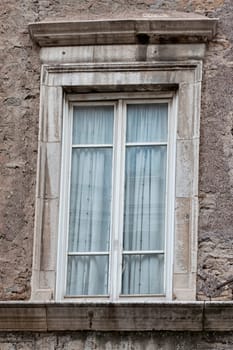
[59,97,174,301]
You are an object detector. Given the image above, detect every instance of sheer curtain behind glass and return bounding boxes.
[66,106,113,296]
[122,103,168,295]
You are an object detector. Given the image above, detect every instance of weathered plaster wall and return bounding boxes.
[0,0,233,300]
[1,331,233,350]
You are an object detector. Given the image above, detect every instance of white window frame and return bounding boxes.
[56,93,177,302]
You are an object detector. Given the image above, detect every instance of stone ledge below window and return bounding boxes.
[0,301,232,332]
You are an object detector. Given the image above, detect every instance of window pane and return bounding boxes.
[66,255,109,296]
[123,146,167,251]
[121,254,164,295]
[126,103,168,143]
[73,106,114,144]
[68,148,112,252]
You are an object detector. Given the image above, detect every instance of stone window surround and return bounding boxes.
[28,14,218,302]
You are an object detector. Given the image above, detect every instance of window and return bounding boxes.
[28,15,217,302]
[57,96,175,300]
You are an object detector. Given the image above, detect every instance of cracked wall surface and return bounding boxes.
[0,0,233,301]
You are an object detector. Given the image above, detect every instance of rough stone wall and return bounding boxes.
[1,331,233,350]
[197,1,233,299]
[0,1,40,300]
[0,0,233,300]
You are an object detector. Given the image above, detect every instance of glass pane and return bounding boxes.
[123,146,167,251]
[68,148,112,252]
[121,254,164,295]
[126,103,168,143]
[73,106,114,144]
[66,255,109,296]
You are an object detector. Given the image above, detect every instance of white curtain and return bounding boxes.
[122,103,167,295]
[72,105,113,145]
[66,103,168,296]
[126,103,168,143]
[66,106,113,296]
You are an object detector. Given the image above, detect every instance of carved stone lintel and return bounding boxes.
[29,15,218,47]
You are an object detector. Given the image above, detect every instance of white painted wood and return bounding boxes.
[122,251,164,255]
[56,97,173,301]
[72,144,112,148]
[55,97,72,301]
[164,95,178,300]
[109,98,127,300]
[126,142,167,147]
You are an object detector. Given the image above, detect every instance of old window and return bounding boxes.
[28,15,217,302]
[57,96,176,300]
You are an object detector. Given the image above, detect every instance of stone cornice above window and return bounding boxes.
[28,14,218,47]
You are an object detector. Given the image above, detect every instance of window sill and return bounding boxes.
[0,301,232,332]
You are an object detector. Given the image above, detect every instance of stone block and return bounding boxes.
[174,198,191,273]
[39,271,55,290]
[40,86,63,142]
[176,139,194,197]
[177,83,195,139]
[46,303,203,331]
[0,305,47,331]
[41,44,206,65]
[174,272,197,301]
[40,198,59,271]
[37,142,61,200]
[0,344,15,350]
[204,302,233,331]
[35,335,57,350]
[63,339,83,350]
[148,43,206,62]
